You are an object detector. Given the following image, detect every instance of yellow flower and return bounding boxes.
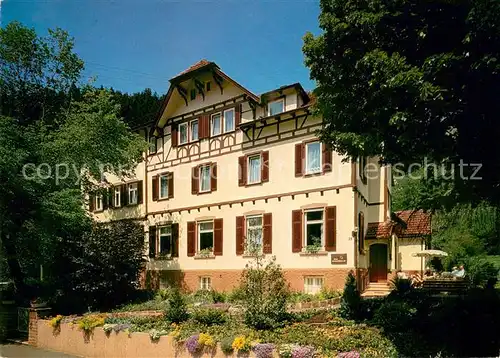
[232,335,247,351]
[199,333,215,348]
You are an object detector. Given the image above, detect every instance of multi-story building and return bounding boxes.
[90,60,430,293]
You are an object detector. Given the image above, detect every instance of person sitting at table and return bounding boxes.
[452,265,465,278]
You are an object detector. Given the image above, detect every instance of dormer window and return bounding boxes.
[206,82,211,92]
[268,98,284,116]
[190,89,196,101]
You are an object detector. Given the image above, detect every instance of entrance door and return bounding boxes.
[369,244,388,282]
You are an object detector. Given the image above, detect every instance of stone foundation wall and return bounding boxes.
[143,268,352,292]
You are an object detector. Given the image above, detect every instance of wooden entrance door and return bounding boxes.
[369,244,388,282]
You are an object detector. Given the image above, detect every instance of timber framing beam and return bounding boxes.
[175,85,188,106]
[212,70,224,94]
[194,79,205,100]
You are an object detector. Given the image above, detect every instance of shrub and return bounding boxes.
[279,344,297,358]
[339,271,361,320]
[227,286,246,302]
[149,329,167,341]
[165,288,189,323]
[241,255,290,330]
[464,256,498,288]
[338,351,360,358]
[372,300,416,333]
[76,314,106,334]
[185,334,201,354]
[389,276,413,296]
[198,332,216,349]
[221,336,235,354]
[155,288,172,301]
[211,289,226,303]
[292,345,316,358]
[71,220,146,310]
[48,315,63,330]
[192,308,227,326]
[253,343,275,358]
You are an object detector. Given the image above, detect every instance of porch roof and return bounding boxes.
[365,210,431,240]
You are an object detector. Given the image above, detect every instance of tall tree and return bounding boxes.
[303,0,500,206]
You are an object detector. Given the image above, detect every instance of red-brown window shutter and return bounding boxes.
[152,176,159,201]
[89,194,95,212]
[187,221,196,257]
[211,163,217,192]
[172,223,179,257]
[137,180,143,204]
[292,210,302,252]
[238,156,247,186]
[261,151,269,182]
[236,216,244,255]
[120,184,127,206]
[295,144,304,177]
[149,225,157,258]
[191,166,199,195]
[214,218,223,256]
[168,172,174,199]
[171,124,178,147]
[323,144,332,174]
[200,115,209,139]
[235,103,242,127]
[263,213,272,254]
[325,206,337,251]
[358,212,364,254]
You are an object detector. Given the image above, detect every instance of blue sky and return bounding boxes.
[3,0,320,95]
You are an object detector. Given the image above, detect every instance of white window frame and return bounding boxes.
[128,183,138,205]
[305,141,322,175]
[211,113,222,136]
[268,98,285,116]
[159,174,169,199]
[114,187,121,208]
[190,119,199,141]
[304,276,324,294]
[95,194,103,211]
[197,220,214,252]
[247,154,262,184]
[179,122,188,145]
[158,225,173,257]
[199,164,211,193]
[304,209,324,248]
[223,108,235,133]
[245,215,263,253]
[199,276,212,290]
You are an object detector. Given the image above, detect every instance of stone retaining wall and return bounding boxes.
[37,321,257,358]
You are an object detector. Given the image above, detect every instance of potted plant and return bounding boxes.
[304,237,322,254]
[198,248,213,258]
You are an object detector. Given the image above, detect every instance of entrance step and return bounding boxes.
[361,282,391,298]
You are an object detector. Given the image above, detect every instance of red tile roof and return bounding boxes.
[366,221,393,239]
[365,210,431,240]
[172,59,214,79]
[395,210,432,237]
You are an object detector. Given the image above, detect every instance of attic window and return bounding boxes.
[190,89,196,101]
[206,82,211,92]
[268,98,284,116]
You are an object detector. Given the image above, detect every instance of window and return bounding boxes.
[159,174,169,199]
[246,215,263,253]
[159,226,172,256]
[206,82,211,92]
[128,183,138,205]
[305,142,321,174]
[223,108,234,132]
[304,276,324,294]
[149,136,157,154]
[190,119,198,141]
[211,113,221,136]
[304,209,323,247]
[268,98,284,116]
[247,154,261,184]
[199,165,211,192]
[198,221,214,252]
[359,156,367,181]
[199,276,212,290]
[95,194,103,211]
[179,123,188,145]
[190,89,196,100]
[114,187,121,208]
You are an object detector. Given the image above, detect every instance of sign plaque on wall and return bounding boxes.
[331,253,347,265]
